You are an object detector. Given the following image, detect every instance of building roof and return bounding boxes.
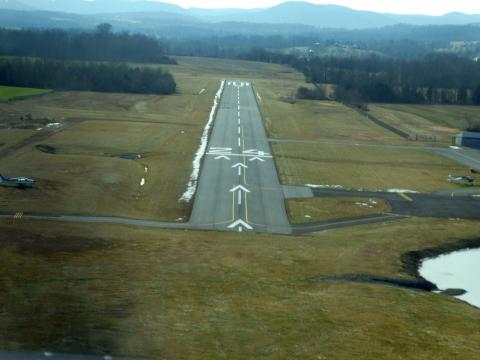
[460,131,480,138]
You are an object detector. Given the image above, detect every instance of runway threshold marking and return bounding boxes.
[397,192,413,202]
[14,212,23,219]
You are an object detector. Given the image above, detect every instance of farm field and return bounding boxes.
[0,218,479,359]
[273,142,468,193]
[0,85,51,101]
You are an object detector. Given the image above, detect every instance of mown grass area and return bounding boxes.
[0,85,51,101]
[286,197,391,224]
[368,104,463,144]
[372,103,480,132]
[273,143,467,192]
[0,219,479,359]
[254,83,408,144]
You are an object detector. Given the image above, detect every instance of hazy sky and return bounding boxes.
[161,1,480,15]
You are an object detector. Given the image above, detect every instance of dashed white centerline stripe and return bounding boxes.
[238,137,241,147]
[238,166,241,176]
[237,190,242,205]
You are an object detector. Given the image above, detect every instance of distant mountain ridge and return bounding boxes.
[1,0,480,30]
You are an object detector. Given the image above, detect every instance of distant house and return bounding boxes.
[453,132,480,149]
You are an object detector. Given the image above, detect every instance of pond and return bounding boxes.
[420,248,480,308]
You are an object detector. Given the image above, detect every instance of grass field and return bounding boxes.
[273,143,467,192]
[0,219,479,359]
[371,104,480,136]
[0,85,51,101]
[368,104,463,144]
[255,86,408,144]
[286,197,391,223]
[0,129,35,149]
[0,83,215,220]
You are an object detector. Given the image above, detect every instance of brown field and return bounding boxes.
[0,218,479,359]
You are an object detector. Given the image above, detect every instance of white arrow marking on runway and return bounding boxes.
[232,163,248,169]
[228,219,253,230]
[249,156,265,162]
[230,184,250,193]
[214,155,230,160]
[232,163,248,175]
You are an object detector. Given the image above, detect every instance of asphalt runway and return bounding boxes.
[189,80,290,233]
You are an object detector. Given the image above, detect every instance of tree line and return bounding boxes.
[0,25,175,64]
[239,48,480,105]
[0,58,176,95]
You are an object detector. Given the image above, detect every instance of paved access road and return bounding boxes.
[189,80,290,233]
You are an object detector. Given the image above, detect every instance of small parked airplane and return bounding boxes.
[0,174,35,188]
[448,175,474,185]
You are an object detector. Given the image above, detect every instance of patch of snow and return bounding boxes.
[179,80,225,202]
[144,166,148,174]
[199,88,206,94]
[36,128,43,131]
[304,215,312,218]
[46,122,61,128]
[387,189,417,193]
[175,217,184,222]
[449,146,461,150]
[140,178,145,187]
[181,130,185,134]
[256,92,262,102]
[306,184,344,189]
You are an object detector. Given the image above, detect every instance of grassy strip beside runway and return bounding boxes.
[286,197,391,224]
[273,142,468,193]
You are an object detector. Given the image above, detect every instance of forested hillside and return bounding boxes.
[0,25,175,64]
[0,58,176,95]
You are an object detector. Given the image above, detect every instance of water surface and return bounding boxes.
[420,248,480,308]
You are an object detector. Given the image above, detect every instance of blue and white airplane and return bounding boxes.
[0,174,35,187]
